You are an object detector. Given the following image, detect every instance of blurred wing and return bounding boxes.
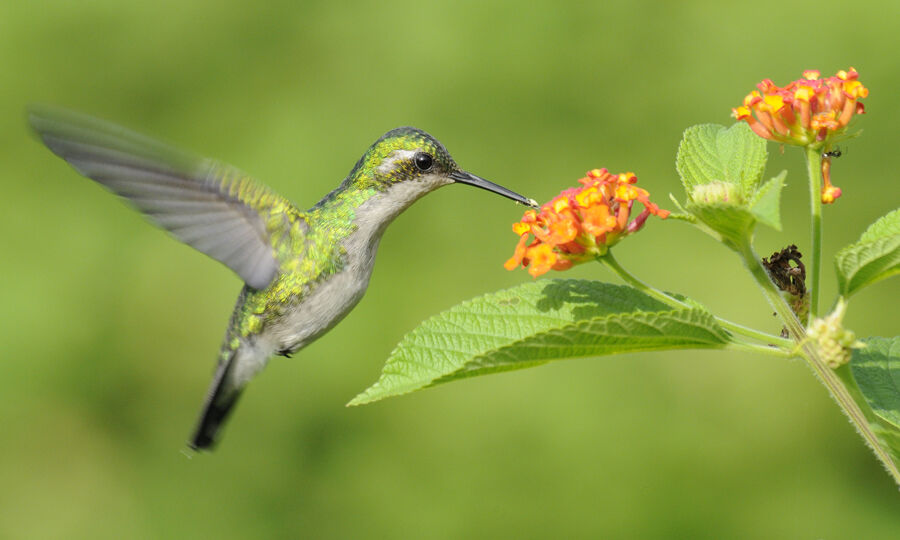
[29,105,294,290]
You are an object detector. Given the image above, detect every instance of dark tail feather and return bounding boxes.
[189,353,243,451]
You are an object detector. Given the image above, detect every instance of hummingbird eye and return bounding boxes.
[413,152,434,172]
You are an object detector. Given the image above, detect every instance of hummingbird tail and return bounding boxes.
[189,348,244,451]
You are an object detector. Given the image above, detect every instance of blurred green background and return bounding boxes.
[2,0,899,537]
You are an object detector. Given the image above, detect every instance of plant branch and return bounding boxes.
[725,341,796,358]
[736,238,900,484]
[598,252,791,348]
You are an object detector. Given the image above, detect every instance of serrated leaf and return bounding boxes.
[676,123,767,199]
[676,124,719,193]
[435,308,729,383]
[836,238,900,295]
[724,123,769,197]
[748,170,786,231]
[860,208,900,243]
[684,202,756,249]
[350,280,730,405]
[847,337,900,466]
[851,337,900,429]
[835,209,900,296]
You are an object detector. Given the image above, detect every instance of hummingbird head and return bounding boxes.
[347,127,536,208]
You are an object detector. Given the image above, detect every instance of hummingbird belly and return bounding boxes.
[268,263,374,354]
[267,220,384,356]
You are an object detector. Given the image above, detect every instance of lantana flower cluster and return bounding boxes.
[731,68,868,205]
[504,169,669,277]
[731,68,868,147]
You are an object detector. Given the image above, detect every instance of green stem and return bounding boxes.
[806,147,823,320]
[713,316,790,348]
[736,238,900,485]
[598,252,791,348]
[726,341,796,358]
[736,241,806,338]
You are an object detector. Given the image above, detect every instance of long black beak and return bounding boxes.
[449,170,537,207]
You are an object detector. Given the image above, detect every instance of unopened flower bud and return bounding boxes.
[690,181,743,205]
[807,299,863,369]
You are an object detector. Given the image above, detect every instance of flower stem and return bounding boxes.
[736,238,900,484]
[725,341,796,358]
[806,146,824,320]
[597,252,791,348]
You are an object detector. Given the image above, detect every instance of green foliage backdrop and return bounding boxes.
[1,1,898,537]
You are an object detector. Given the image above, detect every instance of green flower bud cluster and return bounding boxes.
[806,299,863,369]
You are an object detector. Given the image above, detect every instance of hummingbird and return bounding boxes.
[29,106,536,450]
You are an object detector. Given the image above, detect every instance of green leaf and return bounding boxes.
[851,337,900,430]
[835,209,900,296]
[676,123,767,199]
[860,208,900,243]
[747,170,786,231]
[350,280,730,405]
[683,202,756,249]
[847,337,900,466]
[675,124,773,246]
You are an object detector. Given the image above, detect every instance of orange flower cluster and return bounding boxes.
[504,169,669,277]
[731,68,868,147]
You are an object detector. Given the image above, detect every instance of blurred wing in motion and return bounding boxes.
[29,105,294,290]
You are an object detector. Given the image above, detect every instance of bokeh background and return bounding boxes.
[2,1,899,537]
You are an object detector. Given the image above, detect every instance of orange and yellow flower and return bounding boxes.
[731,68,868,148]
[732,68,868,204]
[505,169,669,277]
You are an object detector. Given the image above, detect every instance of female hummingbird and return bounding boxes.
[29,106,535,450]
